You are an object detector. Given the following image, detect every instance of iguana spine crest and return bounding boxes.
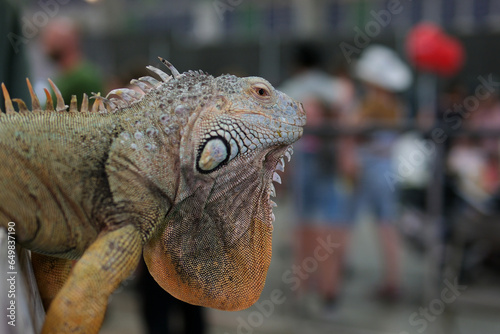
[0,56,180,116]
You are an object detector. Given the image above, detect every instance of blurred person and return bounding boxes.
[41,17,103,108]
[470,92,500,195]
[281,42,355,316]
[448,89,500,204]
[351,45,412,301]
[443,85,500,284]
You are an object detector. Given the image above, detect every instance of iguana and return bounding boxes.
[0,58,306,333]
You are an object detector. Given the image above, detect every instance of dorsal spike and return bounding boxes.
[81,93,89,112]
[138,76,160,88]
[146,65,171,82]
[69,95,78,113]
[90,98,100,113]
[26,78,42,112]
[44,88,54,111]
[158,57,181,78]
[91,93,116,113]
[12,99,29,114]
[90,93,109,113]
[106,88,143,104]
[130,79,151,93]
[1,83,16,115]
[48,79,67,112]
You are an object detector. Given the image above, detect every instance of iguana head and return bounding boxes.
[143,60,305,311]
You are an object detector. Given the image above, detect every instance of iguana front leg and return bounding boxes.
[31,253,74,310]
[42,224,142,334]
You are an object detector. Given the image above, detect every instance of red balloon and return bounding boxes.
[406,23,465,77]
[406,23,443,71]
[433,36,465,77]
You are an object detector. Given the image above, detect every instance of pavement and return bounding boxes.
[100,197,500,334]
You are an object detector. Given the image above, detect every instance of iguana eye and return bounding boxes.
[197,137,230,173]
[252,84,271,99]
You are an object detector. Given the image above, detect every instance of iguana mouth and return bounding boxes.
[265,145,293,226]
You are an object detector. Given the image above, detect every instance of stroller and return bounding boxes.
[443,185,500,284]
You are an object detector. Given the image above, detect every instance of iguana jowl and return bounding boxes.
[0,58,305,333]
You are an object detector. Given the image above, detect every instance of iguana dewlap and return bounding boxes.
[0,58,305,334]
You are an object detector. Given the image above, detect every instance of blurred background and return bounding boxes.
[3,0,500,333]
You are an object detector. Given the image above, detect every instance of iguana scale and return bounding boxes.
[0,58,306,333]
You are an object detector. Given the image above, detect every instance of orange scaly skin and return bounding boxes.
[0,59,306,333]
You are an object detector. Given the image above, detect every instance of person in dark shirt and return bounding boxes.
[41,18,104,108]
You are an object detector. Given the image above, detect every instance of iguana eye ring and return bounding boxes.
[252,84,271,99]
[196,136,231,173]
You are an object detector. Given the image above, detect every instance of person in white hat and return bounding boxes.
[351,45,412,301]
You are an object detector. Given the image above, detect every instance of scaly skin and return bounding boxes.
[0,59,306,333]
